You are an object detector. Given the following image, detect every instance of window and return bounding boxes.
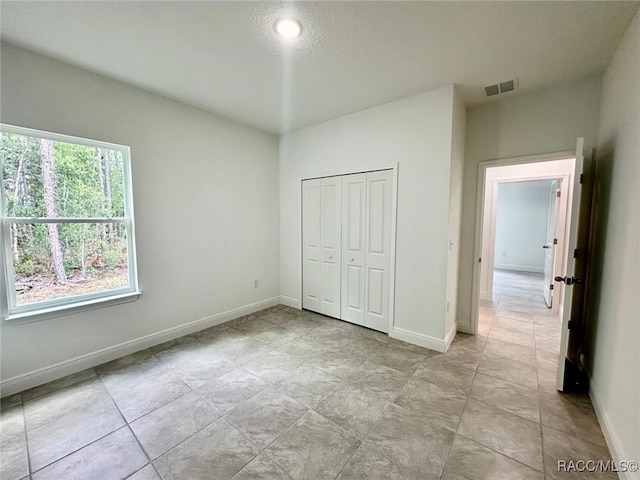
[1,125,139,320]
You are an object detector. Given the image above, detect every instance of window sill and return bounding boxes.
[4,291,142,324]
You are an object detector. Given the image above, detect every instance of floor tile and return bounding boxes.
[130,391,220,459]
[483,338,536,364]
[308,349,370,379]
[337,442,425,480]
[542,426,617,479]
[367,404,454,477]
[441,435,544,480]
[224,387,307,450]
[195,368,268,414]
[32,427,146,480]
[22,369,97,403]
[437,344,483,370]
[534,334,560,354]
[227,315,277,335]
[24,378,111,430]
[451,333,487,352]
[251,326,298,347]
[457,399,543,471]
[393,376,466,431]
[196,325,249,347]
[156,346,237,388]
[413,357,476,395]
[275,337,329,360]
[154,419,260,480]
[243,351,303,384]
[216,338,276,364]
[494,316,535,332]
[265,410,360,480]
[469,373,540,422]
[367,348,427,375]
[477,354,538,389]
[232,453,294,480]
[108,372,190,422]
[536,349,559,371]
[0,432,29,480]
[539,392,607,449]
[346,360,410,401]
[95,350,169,393]
[314,383,389,440]
[537,367,559,394]
[127,464,162,480]
[489,324,535,348]
[27,389,125,471]
[274,364,341,408]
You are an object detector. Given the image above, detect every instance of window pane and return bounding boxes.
[10,222,129,306]
[1,132,125,218]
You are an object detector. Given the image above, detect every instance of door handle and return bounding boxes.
[542,245,550,249]
[329,255,333,260]
[350,257,355,262]
[554,276,583,286]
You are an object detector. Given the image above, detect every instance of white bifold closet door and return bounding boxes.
[302,177,341,318]
[303,169,392,333]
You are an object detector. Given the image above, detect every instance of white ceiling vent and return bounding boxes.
[483,78,519,97]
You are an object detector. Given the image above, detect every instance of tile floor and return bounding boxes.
[0,275,616,479]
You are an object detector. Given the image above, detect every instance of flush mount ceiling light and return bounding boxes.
[274,18,302,38]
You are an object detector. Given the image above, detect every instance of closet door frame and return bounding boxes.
[299,164,399,334]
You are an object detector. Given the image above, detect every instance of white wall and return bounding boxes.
[280,85,460,350]
[458,75,602,328]
[494,180,552,273]
[0,44,280,390]
[588,10,640,475]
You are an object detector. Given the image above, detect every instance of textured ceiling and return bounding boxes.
[1,1,638,134]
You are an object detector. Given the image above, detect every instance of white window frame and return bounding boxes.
[1,124,140,322]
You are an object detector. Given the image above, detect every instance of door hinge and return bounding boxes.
[573,249,579,258]
[478,257,482,263]
[549,284,554,290]
[556,190,561,198]
[580,173,584,184]
[568,320,574,330]
[553,238,558,245]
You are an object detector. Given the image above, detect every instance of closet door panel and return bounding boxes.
[302,179,322,312]
[341,174,366,325]
[364,170,392,333]
[320,177,341,318]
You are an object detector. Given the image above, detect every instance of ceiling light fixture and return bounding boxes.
[275,18,302,38]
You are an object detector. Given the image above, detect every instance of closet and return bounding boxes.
[302,169,393,333]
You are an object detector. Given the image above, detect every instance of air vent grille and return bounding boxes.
[482,78,519,97]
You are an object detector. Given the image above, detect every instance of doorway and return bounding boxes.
[473,154,577,387]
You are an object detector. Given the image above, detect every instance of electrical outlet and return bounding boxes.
[254,280,259,288]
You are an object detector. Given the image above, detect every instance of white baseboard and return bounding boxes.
[589,386,639,480]
[279,295,301,309]
[444,322,457,351]
[390,326,449,353]
[0,296,281,397]
[494,263,544,273]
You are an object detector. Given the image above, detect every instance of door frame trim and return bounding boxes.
[299,163,399,335]
[470,151,574,335]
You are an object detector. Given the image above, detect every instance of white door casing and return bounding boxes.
[364,170,393,333]
[341,173,366,325]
